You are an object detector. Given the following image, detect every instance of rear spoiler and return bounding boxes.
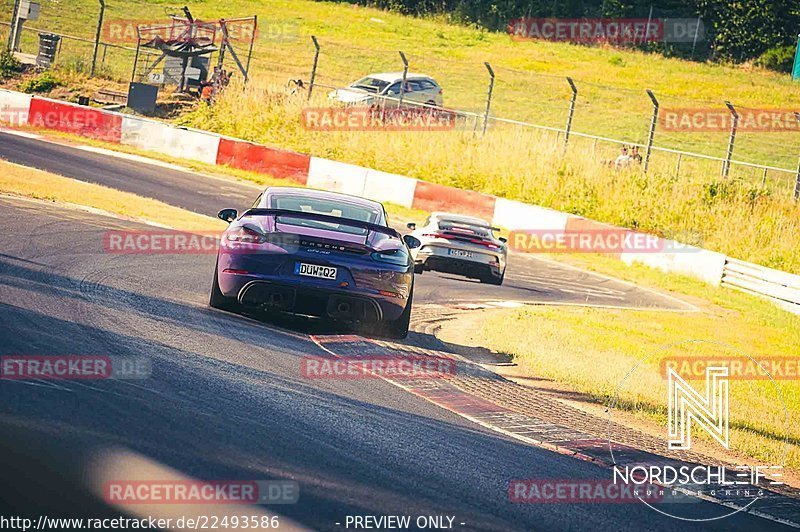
[242,208,402,239]
[439,222,501,234]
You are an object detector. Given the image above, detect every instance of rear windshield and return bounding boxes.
[438,220,492,238]
[271,195,383,235]
[350,77,390,93]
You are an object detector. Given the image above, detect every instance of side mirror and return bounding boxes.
[403,235,421,249]
[406,222,416,230]
[499,237,507,243]
[218,208,238,223]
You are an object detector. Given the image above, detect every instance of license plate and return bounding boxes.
[448,249,473,258]
[295,263,337,280]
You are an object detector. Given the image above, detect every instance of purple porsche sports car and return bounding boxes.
[210,187,417,338]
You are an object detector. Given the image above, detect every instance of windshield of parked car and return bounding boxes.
[350,77,391,93]
[270,195,383,235]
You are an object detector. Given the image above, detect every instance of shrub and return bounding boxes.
[19,71,62,93]
[754,45,796,73]
[0,51,23,78]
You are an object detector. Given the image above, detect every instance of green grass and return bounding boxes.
[2,0,800,169]
[464,254,800,471]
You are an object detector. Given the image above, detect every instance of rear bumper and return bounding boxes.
[414,245,504,280]
[216,251,411,323]
[238,279,385,322]
[418,256,501,280]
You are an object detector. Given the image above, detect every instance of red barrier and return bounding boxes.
[28,98,122,142]
[216,138,310,184]
[411,180,496,221]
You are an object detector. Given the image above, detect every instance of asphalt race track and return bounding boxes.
[0,131,693,312]
[0,132,791,531]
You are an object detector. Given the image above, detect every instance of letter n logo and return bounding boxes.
[667,366,729,450]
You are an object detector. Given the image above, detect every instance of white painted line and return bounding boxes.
[0,128,42,139]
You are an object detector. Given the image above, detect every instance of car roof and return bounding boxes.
[360,72,437,83]
[263,186,385,212]
[430,212,492,227]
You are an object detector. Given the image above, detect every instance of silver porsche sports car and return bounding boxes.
[406,212,507,285]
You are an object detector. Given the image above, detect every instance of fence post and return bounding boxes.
[398,51,409,109]
[482,62,495,136]
[7,0,20,51]
[564,77,577,146]
[90,0,106,77]
[722,101,738,178]
[644,89,659,173]
[795,158,800,201]
[307,36,320,101]
[675,153,682,178]
[243,15,257,83]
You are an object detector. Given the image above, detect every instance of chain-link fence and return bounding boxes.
[2,4,799,199]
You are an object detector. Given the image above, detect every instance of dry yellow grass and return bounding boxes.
[0,160,224,232]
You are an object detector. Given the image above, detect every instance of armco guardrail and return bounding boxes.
[722,258,800,315]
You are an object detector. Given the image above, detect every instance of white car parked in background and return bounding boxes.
[329,73,443,109]
[406,212,507,285]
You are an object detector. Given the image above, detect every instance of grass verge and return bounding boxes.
[456,251,800,472]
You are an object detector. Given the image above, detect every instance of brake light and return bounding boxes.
[226,226,267,244]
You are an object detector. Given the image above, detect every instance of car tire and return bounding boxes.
[381,288,413,339]
[209,263,238,311]
[482,270,505,286]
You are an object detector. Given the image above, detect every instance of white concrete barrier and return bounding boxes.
[622,243,726,286]
[306,157,369,196]
[0,89,32,126]
[121,116,219,165]
[362,169,417,208]
[492,198,570,231]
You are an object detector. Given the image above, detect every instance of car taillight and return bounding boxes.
[422,233,452,239]
[226,226,267,244]
[471,239,501,250]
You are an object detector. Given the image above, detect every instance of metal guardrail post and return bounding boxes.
[644,89,659,173]
[722,101,738,178]
[482,62,495,136]
[564,77,577,146]
[307,36,320,101]
[90,0,106,77]
[398,51,408,109]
